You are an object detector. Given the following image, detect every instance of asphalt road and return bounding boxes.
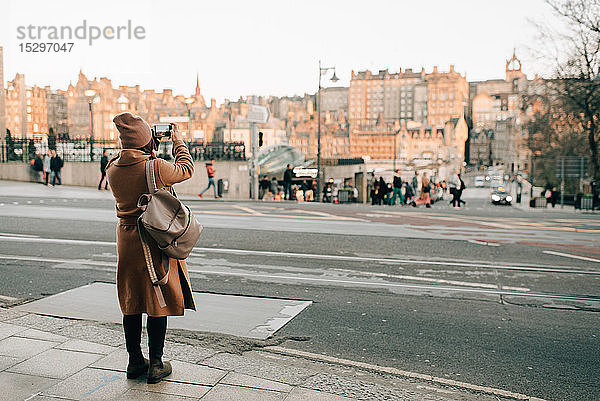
[0,183,599,400]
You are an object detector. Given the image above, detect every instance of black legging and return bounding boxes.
[98,171,108,190]
[123,314,167,362]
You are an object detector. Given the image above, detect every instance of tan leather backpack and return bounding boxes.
[137,159,202,307]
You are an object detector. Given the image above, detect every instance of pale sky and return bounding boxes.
[1,0,560,103]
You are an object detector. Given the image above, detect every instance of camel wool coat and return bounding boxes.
[106,139,196,317]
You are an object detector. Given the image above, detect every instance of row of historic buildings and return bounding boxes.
[0,45,536,173]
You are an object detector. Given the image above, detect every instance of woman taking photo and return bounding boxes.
[106,113,196,383]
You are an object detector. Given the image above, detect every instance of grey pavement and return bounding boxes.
[15,282,312,340]
[0,308,523,401]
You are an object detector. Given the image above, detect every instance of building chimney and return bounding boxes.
[450,65,455,72]
[433,66,438,74]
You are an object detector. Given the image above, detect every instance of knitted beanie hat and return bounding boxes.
[113,112,152,149]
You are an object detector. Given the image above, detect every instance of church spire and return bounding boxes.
[193,73,206,107]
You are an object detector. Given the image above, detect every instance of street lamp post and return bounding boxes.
[393,128,398,172]
[84,89,97,161]
[316,60,338,200]
[184,98,194,142]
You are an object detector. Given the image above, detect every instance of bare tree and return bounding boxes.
[541,0,600,180]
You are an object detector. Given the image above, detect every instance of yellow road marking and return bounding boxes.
[232,205,264,216]
[289,209,339,218]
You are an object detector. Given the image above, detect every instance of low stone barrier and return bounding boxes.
[0,160,250,199]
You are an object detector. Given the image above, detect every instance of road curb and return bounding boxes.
[264,346,546,401]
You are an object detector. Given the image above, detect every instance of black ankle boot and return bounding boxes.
[127,356,149,379]
[147,359,172,384]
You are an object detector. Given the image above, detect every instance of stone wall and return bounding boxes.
[0,160,250,199]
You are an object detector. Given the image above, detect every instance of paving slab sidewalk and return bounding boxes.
[0,307,541,401]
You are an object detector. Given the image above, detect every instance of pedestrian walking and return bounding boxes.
[283,164,294,200]
[43,150,52,185]
[449,180,458,207]
[411,171,419,198]
[106,113,196,384]
[456,173,466,207]
[411,173,431,208]
[99,150,110,190]
[449,173,466,207]
[392,170,404,205]
[198,160,220,199]
[50,150,63,186]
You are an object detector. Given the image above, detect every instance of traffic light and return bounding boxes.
[258,131,264,147]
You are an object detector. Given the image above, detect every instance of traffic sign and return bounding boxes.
[247,104,270,124]
[556,156,588,178]
[293,167,318,178]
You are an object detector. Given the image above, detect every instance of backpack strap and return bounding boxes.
[137,219,170,308]
[145,159,158,194]
[138,159,169,308]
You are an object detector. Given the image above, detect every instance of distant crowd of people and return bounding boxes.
[369,171,466,208]
[28,152,469,209]
[258,164,317,201]
[30,149,63,186]
[31,148,113,191]
[542,186,561,208]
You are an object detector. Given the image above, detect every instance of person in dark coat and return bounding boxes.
[258,176,270,200]
[371,179,379,205]
[551,186,559,207]
[98,150,110,190]
[283,164,294,200]
[106,113,196,384]
[50,150,63,186]
[32,153,44,183]
[378,177,388,205]
[404,181,414,204]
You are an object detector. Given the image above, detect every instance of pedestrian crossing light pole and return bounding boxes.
[84,89,97,162]
[247,104,270,200]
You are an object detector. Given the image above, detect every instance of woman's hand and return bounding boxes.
[170,123,184,142]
